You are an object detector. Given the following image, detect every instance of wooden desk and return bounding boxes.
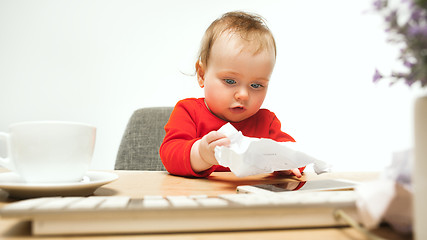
[0,170,411,240]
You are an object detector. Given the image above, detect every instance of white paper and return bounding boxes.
[214,123,331,177]
[355,149,413,233]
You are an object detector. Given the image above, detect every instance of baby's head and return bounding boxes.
[196,11,277,122]
[197,11,276,68]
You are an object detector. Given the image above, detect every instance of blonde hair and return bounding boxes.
[197,11,276,68]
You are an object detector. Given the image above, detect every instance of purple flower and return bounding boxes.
[385,10,397,22]
[404,60,414,68]
[410,9,423,22]
[407,25,427,37]
[373,0,384,10]
[373,69,383,83]
[372,0,427,88]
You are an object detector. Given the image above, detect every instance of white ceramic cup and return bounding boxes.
[0,121,96,183]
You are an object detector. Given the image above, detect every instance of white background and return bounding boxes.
[1,0,424,172]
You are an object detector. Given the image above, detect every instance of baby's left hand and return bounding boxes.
[272,168,302,178]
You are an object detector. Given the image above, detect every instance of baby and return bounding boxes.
[160,11,304,178]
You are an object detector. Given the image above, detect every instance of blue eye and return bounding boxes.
[224,79,236,85]
[251,83,262,89]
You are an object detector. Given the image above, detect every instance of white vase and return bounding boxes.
[414,95,427,240]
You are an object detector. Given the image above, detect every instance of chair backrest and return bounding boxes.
[115,107,173,170]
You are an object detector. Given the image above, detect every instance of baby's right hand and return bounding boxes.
[198,131,230,166]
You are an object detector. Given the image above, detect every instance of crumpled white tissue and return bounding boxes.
[214,123,331,177]
[355,149,413,233]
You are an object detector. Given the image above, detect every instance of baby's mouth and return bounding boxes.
[230,106,246,113]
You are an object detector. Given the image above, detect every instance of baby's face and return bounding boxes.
[199,33,275,122]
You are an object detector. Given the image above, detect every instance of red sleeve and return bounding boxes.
[159,101,216,177]
[269,114,306,174]
[268,114,295,143]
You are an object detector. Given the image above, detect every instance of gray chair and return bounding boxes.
[115,107,173,171]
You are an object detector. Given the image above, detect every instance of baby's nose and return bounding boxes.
[235,88,249,101]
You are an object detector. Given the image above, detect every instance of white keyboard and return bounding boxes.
[0,191,359,236]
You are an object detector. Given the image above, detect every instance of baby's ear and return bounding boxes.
[195,61,205,88]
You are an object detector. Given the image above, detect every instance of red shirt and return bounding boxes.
[160,98,302,177]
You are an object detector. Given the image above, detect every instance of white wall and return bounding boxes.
[0,0,422,172]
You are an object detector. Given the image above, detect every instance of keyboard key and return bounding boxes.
[143,199,170,208]
[165,196,188,201]
[269,195,301,205]
[299,192,330,204]
[167,196,199,208]
[189,194,208,199]
[98,196,130,209]
[2,197,53,211]
[196,198,229,207]
[219,194,270,206]
[37,197,82,210]
[67,197,107,210]
[328,191,357,204]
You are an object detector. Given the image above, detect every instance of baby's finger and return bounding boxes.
[291,168,302,178]
[211,137,230,148]
[203,131,227,144]
[272,170,292,177]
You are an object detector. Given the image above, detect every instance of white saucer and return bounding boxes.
[0,171,118,199]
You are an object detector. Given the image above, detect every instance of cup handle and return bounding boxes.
[0,132,15,171]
